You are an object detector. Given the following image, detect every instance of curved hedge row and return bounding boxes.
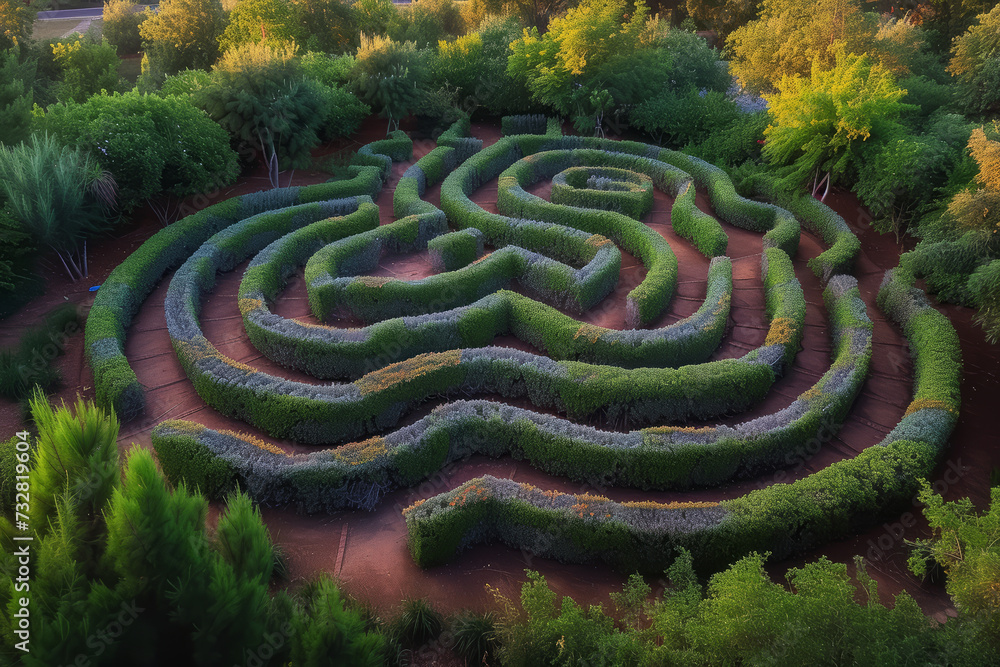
[151,269,869,513]
[747,173,861,282]
[351,129,413,178]
[242,254,731,379]
[400,269,960,572]
[670,181,728,258]
[167,204,806,443]
[84,129,420,421]
[653,151,800,257]
[496,149,684,326]
[428,228,484,271]
[549,166,654,219]
[85,171,386,421]
[305,215,621,322]
[439,136,818,325]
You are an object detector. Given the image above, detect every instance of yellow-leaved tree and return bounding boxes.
[762,50,913,200]
[507,0,651,134]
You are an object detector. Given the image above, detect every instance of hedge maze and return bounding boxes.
[85,117,963,574]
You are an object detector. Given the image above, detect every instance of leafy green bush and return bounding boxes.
[300,50,356,86]
[909,485,1000,649]
[630,88,739,149]
[50,36,123,102]
[351,34,429,133]
[37,91,239,212]
[196,43,325,170]
[217,0,301,54]
[387,0,463,47]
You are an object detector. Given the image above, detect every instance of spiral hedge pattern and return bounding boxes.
[84,116,962,574]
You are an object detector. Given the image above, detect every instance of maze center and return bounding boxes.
[89,117,960,612]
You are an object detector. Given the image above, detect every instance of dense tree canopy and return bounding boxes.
[0,0,34,51]
[948,4,1000,115]
[508,0,651,132]
[217,0,301,53]
[763,51,913,198]
[139,0,227,77]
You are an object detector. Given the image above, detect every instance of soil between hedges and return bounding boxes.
[1,116,997,625]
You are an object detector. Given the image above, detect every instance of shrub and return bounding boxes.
[387,0,463,47]
[630,88,739,149]
[196,42,327,170]
[355,0,397,36]
[0,304,80,401]
[351,34,428,133]
[0,133,115,282]
[217,0,301,54]
[0,46,34,146]
[392,597,443,646]
[37,90,239,213]
[50,37,123,103]
[450,611,498,664]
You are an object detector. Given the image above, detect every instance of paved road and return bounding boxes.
[38,0,409,19]
[37,7,107,20]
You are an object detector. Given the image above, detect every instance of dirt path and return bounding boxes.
[1,117,997,623]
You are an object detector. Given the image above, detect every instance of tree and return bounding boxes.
[726,0,875,94]
[0,47,32,146]
[354,0,397,36]
[50,37,123,103]
[0,0,34,50]
[922,0,995,44]
[948,4,1000,115]
[0,134,116,281]
[197,43,328,172]
[431,14,533,118]
[507,0,651,133]
[352,34,427,133]
[36,91,240,215]
[909,484,1000,645]
[294,0,360,53]
[854,114,972,241]
[763,51,913,200]
[0,396,384,666]
[471,0,575,30]
[139,0,227,79]
[103,0,144,54]
[217,0,301,53]
[387,0,464,48]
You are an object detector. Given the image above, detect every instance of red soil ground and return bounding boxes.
[2,116,998,631]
